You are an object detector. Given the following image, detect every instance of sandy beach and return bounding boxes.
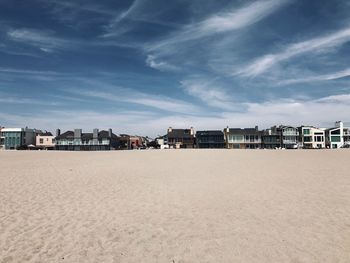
[0,150,350,263]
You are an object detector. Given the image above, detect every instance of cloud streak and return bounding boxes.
[279,68,350,85]
[67,87,200,115]
[147,0,289,52]
[7,28,69,52]
[2,93,350,136]
[181,78,239,111]
[238,27,350,77]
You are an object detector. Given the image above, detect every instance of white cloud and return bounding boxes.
[0,67,62,75]
[2,93,350,137]
[102,0,143,38]
[238,27,350,77]
[181,79,239,111]
[147,0,289,52]
[278,68,350,85]
[0,93,61,106]
[145,55,179,71]
[7,28,68,52]
[69,88,200,115]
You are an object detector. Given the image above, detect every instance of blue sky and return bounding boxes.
[1,0,350,136]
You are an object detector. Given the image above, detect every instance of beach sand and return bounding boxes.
[0,150,350,262]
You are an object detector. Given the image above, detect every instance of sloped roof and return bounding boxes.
[56,130,119,140]
[227,128,262,135]
[196,130,223,136]
[167,129,194,138]
[39,132,53,136]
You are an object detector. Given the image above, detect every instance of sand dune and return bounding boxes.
[1,150,350,262]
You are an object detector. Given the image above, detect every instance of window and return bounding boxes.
[39,138,44,144]
[304,136,311,142]
[331,136,341,142]
[303,129,310,135]
[331,129,340,135]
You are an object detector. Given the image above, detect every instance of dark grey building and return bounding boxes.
[167,127,195,149]
[196,130,225,148]
[55,129,119,151]
[262,127,282,149]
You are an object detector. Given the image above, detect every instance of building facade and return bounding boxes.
[299,126,325,149]
[280,126,299,149]
[0,127,41,150]
[167,127,195,149]
[224,126,262,149]
[325,121,350,149]
[196,130,225,148]
[262,127,282,149]
[156,135,169,149]
[0,127,4,150]
[55,129,119,151]
[36,132,55,150]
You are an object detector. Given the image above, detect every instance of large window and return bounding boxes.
[303,129,310,135]
[331,136,341,142]
[314,136,324,142]
[304,136,311,142]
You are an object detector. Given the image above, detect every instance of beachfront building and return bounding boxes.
[262,127,282,149]
[156,135,169,149]
[0,127,41,150]
[299,126,325,149]
[0,127,4,150]
[196,130,225,148]
[280,126,299,149]
[167,127,195,149]
[344,124,350,147]
[118,134,145,150]
[36,132,55,150]
[325,121,350,149]
[55,128,119,151]
[224,126,262,149]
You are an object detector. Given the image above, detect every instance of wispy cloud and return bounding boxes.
[279,68,350,85]
[0,67,62,75]
[0,93,60,106]
[147,0,290,52]
[181,78,239,111]
[67,86,200,115]
[145,55,179,71]
[45,0,117,16]
[238,27,350,77]
[101,0,143,38]
[7,28,68,52]
[2,93,350,136]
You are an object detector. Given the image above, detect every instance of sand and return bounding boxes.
[0,149,350,263]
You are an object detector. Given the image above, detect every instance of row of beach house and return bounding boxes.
[0,121,350,151]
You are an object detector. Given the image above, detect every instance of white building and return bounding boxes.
[36,132,56,150]
[326,121,350,149]
[299,126,325,149]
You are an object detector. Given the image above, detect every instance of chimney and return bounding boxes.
[190,127,194,135]
[255,126,259,131]
[226,126,229,133]
[74,129,82,139]
[56,129,61,137]
[108,128,112,137]
[168,127,172,133]
[93,128,99,139]
[335,121,343,129]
